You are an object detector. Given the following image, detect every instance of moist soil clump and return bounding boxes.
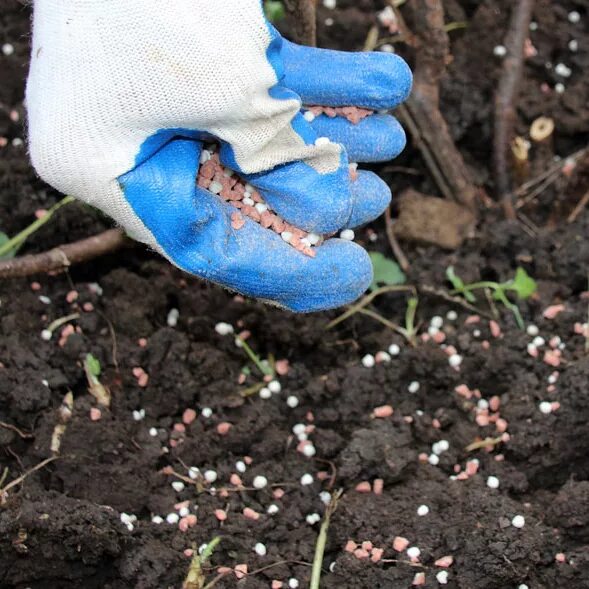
[2,1,589,588]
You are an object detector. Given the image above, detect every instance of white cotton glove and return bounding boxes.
[27,0,411,311]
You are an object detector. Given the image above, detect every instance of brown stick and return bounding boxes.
[284,0,317,46]
[493,0,535,219]
[0,456,57,499]
[384,206,410,271]
[0,421,34,439]
[567,190,589,224]
[397,0,478,213]
[0,228,130,279]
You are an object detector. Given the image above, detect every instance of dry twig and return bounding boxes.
[0,421,33,439]
[493,0,535,219]
[567,190,589,224]
[397,0,478,213]
[384,205,410,271]
[0,228,130,278]
[0,456,57,503]
[284,0,317,46]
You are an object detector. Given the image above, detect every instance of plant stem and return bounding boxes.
[46,313,80,334]
[325,285,414,330]
[235,336,274,377]
[0,195,75,258]
[310,490,342,589]
[183,537,222,589]
[404,296,418,342]
[356,308,408,339]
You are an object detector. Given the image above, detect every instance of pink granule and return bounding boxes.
[305,105,374,125]
[197,147,322,257]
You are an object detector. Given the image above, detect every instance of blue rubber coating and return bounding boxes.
[281,39,413,109]
[240,148,354,234]
[310,113,407,163]
[348,170,392,229]
[119,137,373,312]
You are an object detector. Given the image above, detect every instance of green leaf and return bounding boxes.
[264,0,285,22]
[0,232,17,260]
[507,267,537,300]
[369,252,406,291]
[446,266,476,302]
[85,353,102,377]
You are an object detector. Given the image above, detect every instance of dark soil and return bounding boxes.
[2,1,589,588]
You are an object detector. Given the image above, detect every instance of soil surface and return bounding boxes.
[2,1,589,588]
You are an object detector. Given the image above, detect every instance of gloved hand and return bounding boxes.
[26,1,411,312]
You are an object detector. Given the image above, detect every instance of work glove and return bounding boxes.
[27,0,411,312]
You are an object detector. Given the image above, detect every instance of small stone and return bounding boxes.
[568,11,581,23]
[494,45,507,57]
[340,229,355,241]
[286,396,299,408]
[172,481,185,493]
[2,43,14,56]
[512,515,525,528]
[254,542,267,556]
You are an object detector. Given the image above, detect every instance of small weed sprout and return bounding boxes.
[326,252,418,344]
[84,353,111,407]
[446,266,537,328]
[182,536,222,589]
[218,331,276,398]
[368,252,406,291]
[0,195,74,259]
